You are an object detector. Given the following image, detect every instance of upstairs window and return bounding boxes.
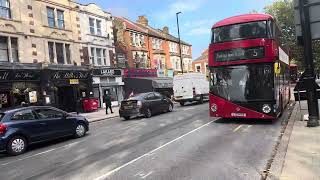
[89,18,95,34]
[96,20,102,36]
[47,7,55,28]
[0,36,18,62]
[57,10,65,29]
[0,0,10,19]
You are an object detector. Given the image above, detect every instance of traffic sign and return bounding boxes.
[295,0,320,40]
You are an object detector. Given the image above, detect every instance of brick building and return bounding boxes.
[113,16,193,76]
[192,49,208,74]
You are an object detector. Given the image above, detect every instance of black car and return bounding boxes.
[0,106,89,155]
[119,92,173,120]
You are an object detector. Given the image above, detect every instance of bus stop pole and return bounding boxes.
[299,0,319,127]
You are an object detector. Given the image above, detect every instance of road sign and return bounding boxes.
[295,0,320,40]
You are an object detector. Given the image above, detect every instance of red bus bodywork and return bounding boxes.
[209,14,290,119]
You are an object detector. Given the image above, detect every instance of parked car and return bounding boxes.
[0,106,89,155]
[173,73,209,106]
[119,92,173,120]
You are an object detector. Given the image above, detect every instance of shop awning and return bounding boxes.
[137,77,173,89]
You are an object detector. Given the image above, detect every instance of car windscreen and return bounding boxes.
[212,21,267,43]
[209,63,274,102]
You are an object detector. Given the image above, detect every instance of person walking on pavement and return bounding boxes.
[103,92,113,114]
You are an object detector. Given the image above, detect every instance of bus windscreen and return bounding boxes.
[209,63,274,102]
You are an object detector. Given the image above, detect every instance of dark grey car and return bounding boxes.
[119,92,173,120]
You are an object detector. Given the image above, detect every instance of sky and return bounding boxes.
[78,0,275,58]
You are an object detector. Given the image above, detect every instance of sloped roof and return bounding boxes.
[194,49,208,62]
[115,17,148,34]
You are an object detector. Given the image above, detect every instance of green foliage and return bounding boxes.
[264,0,304,69]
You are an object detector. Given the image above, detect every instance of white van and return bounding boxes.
[173,73,209,106]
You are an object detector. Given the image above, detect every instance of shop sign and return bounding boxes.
[69,79,79,85]
[92,77,101,84]
[0,70,40,81]
[93,69,122,77]
[29,91,38,103]
[52,71,89,80]
[124,68,157,78]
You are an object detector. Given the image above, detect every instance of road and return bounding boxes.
[0,102,293,180]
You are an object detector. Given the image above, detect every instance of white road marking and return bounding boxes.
[243,125,252,132]
[94,120,215,180]
[1,140,83,166]
[183,107,195,111]
[141,171,153,179]
[233,125,243,132]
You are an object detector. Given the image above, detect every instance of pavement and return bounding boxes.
[268,100,320,180]
[80,106,120,123]
[0,102,294,180]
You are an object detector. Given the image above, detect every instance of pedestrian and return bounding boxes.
[103,92,113,114]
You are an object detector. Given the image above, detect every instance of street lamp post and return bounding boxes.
[176,12,183,74]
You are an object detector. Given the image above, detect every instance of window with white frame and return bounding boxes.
[89,18,95,34]
[195,64,201,72]
[57,10,65,29]
[0,0,11,19]
[47,7,65,29]
[130,33,144,47]
[152,38,162,50]
[90,47,107,66]
[0,36,18,62]
[48,42,71,64]
[89,17,103,36]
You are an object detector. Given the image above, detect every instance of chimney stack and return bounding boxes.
[137,16,148,26]
[163,26,169,34]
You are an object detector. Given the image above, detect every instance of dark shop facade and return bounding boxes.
[0,64,96,112]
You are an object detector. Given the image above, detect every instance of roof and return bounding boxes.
[115,17,148,34]
[193,49,208,62]
[213,13,274,28]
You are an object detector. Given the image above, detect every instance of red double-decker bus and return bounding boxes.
[208,14,290,119]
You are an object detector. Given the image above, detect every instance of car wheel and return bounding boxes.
[7,136,27,156]
[180,102,185,106]
[74,123,86,138]
[124,116,130,120]
[145,108,152,118]
[168,104,173,112]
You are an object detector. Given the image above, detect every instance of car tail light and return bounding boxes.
[137,101,142,108]
[193,87,196,96]
[0,124,7,135]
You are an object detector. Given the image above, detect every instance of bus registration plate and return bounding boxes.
[231,113,246,117]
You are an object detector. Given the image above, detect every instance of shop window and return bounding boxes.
[55,43,64,64]
[48,42,55,63]
[12,110,36,121]
[196,65,201,72]
[57,10,65,29]
[47,7,55,28]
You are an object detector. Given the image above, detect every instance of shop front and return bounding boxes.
[0,69,41,109]
[41,68,95,112]
[92,68,124,107]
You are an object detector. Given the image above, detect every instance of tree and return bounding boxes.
[264,0,304,69]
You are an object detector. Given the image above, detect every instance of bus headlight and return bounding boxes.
[262,104,272,114]
[211,103,218,112]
